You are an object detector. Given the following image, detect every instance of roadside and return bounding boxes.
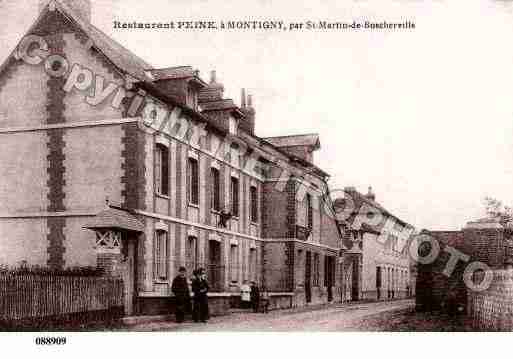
[114,299,415,332]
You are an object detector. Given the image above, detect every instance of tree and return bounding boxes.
[483,196,513,224]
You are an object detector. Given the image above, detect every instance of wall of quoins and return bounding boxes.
[468,270,513,331]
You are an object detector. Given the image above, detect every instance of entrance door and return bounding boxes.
[325,256,334,302]
[351,257,359,301]
[305,251,312,303]
[122,236,138,316]
[208,240,222,291]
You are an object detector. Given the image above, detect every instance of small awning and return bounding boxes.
[83,207,145,233]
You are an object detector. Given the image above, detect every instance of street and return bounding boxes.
[121,299,470,332]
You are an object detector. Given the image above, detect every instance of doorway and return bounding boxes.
[324,255,335,302]
[305,251,312,303]
[208,240,222,291]
[351,257,359,301]
[121,234,138,316]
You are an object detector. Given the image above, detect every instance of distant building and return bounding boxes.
[0,0,347,315]
[335,187,414,301]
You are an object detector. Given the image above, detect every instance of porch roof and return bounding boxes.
[83,207,145,233]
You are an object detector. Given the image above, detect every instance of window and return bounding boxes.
[186,236,198,272]
[250,186,258,223]
[230,244,238,283]
[155,144,169,196]
[313,253,320,286]
[187,158,199,205]
[211,167,221,212]
[230,177,239,217]
[187,85,197,110]
[376,266,382,288]
[249,248,257,281]
[229,117,237,135]
[306,193,313,230]
[154,230,168,280]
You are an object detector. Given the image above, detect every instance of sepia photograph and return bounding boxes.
[0,0,512,354]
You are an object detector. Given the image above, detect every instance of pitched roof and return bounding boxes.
[263,134,320,150]
[1,0,334,184]
[149,66,193,80]
[335,188,411,230]
[44,0,152,81]
[83,206,145,232]
[199,98,241,112]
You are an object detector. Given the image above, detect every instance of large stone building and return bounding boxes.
[0,0,349,315]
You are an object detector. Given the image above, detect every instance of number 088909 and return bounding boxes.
[35,337,67,345]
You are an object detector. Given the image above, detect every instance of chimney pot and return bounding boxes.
[210,70,217,84]
[241,88,246,108]
[247,94,253,108]
[366,186,376,201]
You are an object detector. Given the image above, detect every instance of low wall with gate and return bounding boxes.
[468,270,513,331]
[0,271,124,330]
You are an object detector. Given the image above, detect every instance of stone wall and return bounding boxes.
[468,270,513,331]
[416,230,469,311]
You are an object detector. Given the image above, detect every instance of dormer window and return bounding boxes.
[187,85,198,110]
[229,117,238,135]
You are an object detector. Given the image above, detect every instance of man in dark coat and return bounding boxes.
[250,281,260,313]
[171,266,190,323]
[192,268,209,323]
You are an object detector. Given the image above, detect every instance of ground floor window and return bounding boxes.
[229,244,239,283]
[208,240,223,292]
[186,236,198,272]
[154,230,168,280]
[249,248,257,282]
[313,253,320,286]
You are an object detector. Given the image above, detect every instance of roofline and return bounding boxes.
[342,190,412,229]
[3,1,332,185]
[264,133,319,140]
[264,133,321,151]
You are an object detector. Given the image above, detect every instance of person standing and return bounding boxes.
[191,269,201,322]
[240,280,251,309]
[260,285,270,314]
[171,266,191,323]
[250,281,260,313]
[192,268,210,323]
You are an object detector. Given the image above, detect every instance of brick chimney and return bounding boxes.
[39,0,92,22]
[198,70,224,103]
[365,186,376,202]
[240,89,255,135]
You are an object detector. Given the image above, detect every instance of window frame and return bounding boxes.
[313,253,320,286]
[250,185,258,223]
[210,167,221,212]
[186,236,198,271]
[229,244,239,283]
[228,117,237,135]
[154,229,168,281]
[187,157,199,206]
[155,144,169,196]
[306,193,313,230]
[230,176,240,217]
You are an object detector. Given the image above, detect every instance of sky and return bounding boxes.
[1,0,513,231]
